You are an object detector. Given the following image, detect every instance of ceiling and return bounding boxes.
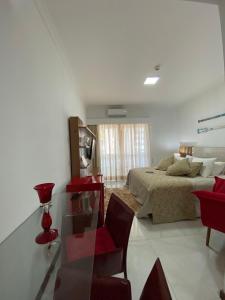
[44,0,224,106]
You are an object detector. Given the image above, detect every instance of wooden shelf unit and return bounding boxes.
[69,117,96,178]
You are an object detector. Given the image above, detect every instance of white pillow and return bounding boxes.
[192,157,216,177]
[174,153,193,162]
[174,153,180,159]
[211,162,225,176]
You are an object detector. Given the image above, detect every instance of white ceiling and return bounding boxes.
[44,0,224,106]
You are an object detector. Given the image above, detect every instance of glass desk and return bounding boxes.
[42,190,100,300]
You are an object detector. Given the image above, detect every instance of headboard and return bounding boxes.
[192,147,225,162]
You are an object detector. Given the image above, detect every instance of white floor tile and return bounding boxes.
[129,217,161,241]
[127,239,158,300]
[128,217,225,300]
[171,282,221,300]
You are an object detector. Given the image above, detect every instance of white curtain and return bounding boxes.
[98,123,151,180]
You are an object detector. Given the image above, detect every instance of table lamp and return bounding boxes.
[179,142,196,157]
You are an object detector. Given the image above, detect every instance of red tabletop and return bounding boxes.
[66,175,103,192]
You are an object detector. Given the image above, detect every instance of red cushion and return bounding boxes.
[95,227,116,255]
[66,227,117,263]
[213,176,225,193]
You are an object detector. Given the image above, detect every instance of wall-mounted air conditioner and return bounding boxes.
[107,108,127,117]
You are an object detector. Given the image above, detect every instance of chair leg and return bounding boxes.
[206,227,211,246]
[220,289,225,300]
[124,267,128,279]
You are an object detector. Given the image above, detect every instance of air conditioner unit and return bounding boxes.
[107,108,127,117]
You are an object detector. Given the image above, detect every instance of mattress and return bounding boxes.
[126,167,222,223]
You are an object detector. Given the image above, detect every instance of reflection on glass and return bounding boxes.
[53,191,100,300]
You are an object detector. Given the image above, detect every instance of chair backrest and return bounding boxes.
[90,259,172,300]
[193,190,225,232]
[91,276,132,300]
[140,258,172,300]
[105,193,134,264]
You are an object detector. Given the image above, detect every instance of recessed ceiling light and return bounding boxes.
[144,77,160,85]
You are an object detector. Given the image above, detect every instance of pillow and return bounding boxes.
[211,162,225,176]
[156,156,174,171]
[174,153,181,160]
[174,153,193,162]
[166,159,191,176]
[191,157,216,177]
[188,162,203,177]
[213,176,225,193]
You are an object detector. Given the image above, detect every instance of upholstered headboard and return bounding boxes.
[193,147,225,162]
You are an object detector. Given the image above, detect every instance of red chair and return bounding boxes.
[65,193,134,278]
[91,258,172,300]
[193,189,225,246]
[91,277,132,300]
[140,258,172,300]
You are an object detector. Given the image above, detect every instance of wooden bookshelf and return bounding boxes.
[69,117,96,178]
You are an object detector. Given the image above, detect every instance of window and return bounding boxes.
[98,123,150,180]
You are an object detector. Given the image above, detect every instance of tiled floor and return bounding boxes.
[127,217,225,300]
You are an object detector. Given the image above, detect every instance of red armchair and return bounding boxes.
[91,258,172,300]
[65,193,134,278]
[193,189,225,246]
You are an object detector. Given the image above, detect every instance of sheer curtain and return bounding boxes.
[98,123,151,180]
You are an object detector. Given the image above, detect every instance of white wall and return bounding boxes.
[0,0,85,243]
[219,0,225,71]
[177,82,225,147]
[0,1,85,298]
[87,104,179,165]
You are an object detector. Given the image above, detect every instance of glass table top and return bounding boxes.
[42,190,100,300]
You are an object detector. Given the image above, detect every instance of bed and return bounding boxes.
[126,147,225,224]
